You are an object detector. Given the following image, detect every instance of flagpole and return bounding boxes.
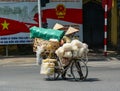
[38,0,42,27]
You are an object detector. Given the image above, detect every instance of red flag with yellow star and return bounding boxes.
[0,17,30,36]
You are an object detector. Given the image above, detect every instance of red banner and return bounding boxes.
[42,8,83,24]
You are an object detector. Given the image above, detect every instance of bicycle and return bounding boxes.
[46,53,88,81]
[38,38,89,81]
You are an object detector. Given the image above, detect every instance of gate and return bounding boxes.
[83,1,104,48]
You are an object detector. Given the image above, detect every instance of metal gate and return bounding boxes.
[83,1,104,48]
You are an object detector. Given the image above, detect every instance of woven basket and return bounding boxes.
[33,38,60,58]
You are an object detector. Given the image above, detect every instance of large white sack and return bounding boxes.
[78,47,89,57]
[78,47,86,57]
[63,51,72,58]
[82,43,88,49]
[55,47,64,58]
[62,43,72,51]
[82,43,89,55]
[72,45,79,51]
[71,39,83,48]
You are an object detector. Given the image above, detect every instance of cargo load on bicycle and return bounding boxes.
[29,26,65,58]
[29,24,89,81]
[29,25,65,75]
[55,39,89,66]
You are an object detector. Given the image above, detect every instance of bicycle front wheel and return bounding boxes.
[71,60,88,81]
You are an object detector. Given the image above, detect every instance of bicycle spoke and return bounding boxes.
[79,60,88,80]
[71,62,80,81]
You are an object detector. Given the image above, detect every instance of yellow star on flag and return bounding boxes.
[1,20,10,30]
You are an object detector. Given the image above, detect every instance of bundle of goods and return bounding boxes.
[33,38,60,52]
[29,26,65,41]
[55,39,89,66]
[34,38,60,58]
[29,26,65,58]
[40,58,57,75]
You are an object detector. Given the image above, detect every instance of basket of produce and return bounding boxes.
[33,38,60,58]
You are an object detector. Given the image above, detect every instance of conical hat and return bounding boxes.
[53,23,64,30]
[65,26,79,35]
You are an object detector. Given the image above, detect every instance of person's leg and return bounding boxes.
[76,62,84,79]
[61,65,68,79]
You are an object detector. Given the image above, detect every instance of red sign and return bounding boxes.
[102,0,112,11]
[42,8,83,24]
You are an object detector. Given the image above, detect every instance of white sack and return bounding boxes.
[62,43,72,51]
[40,62,55,75]
[71,39,83,48]
[78,47,85,57]
[82,43,88,49]
[55,47,64,58]
[63,51,72,58]
[72,45,79,51]
[40,62,49,74]
[82,43,89,55]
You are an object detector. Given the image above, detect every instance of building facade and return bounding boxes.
[0,0,119,55]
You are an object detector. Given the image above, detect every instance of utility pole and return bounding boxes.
[38,0,42,27]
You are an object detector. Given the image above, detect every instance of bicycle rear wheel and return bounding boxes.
[71,60,88,81]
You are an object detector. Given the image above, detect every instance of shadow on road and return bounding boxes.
[83,78,101,82]
[44,77,101,82]
[66,78,101,82]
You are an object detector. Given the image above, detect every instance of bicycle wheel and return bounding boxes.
[71,60,88,81]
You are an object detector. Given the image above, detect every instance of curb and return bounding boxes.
[0,53,120,66]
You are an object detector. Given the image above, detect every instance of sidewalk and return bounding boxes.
[0,50,120,66]
[87,50,120,67]
[0,55,36,66]
[88,49,120,61]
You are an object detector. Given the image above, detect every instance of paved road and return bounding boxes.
[0,55,120,91]
[0,63,120,91]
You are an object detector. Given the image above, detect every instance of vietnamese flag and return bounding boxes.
[0,17,29,36]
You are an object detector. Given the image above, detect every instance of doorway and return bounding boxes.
[83,1,104,48]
